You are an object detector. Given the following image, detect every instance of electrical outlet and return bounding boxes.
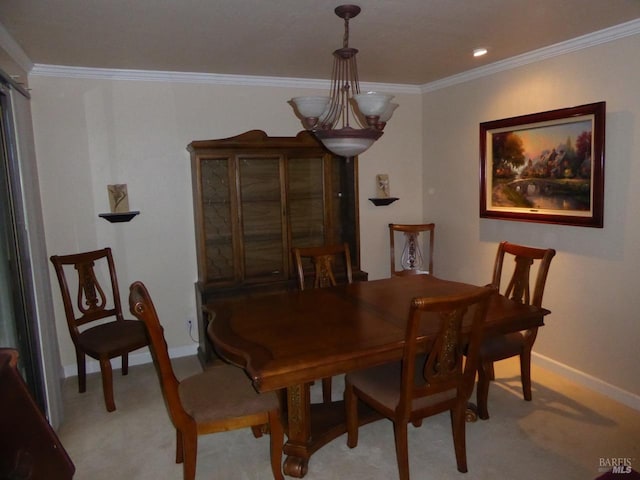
[186,318,197,343]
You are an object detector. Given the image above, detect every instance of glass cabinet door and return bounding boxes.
[288,156,325,249]
[200,157,235,283]
[238,155,286,281]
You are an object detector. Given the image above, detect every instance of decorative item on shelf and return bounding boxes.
[369,173,398,206]
[290,5,398,158]
[99,184,140,222]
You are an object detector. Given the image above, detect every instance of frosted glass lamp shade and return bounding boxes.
[320,137,375,157]
[379,102,399,123]
[315,126,382,157]
[353,92,394,117]
[291,96,330,118]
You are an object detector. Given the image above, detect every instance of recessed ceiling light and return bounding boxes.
[473,48,488,57]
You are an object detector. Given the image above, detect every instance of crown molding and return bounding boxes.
[29,64,421,94]
[422,18,640,93]
[28,18,640,95]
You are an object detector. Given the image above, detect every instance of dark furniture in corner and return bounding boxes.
[0,348,75,479]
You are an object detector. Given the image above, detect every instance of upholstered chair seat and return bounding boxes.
[178,364,280,423]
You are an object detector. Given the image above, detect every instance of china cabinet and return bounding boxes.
[188,130,365,363]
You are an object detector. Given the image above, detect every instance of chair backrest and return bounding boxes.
[491,241,556,308]
[398,286,494,418]
[388,223,435,276]
[50,248,125,339]
[128,281,191,430]
[292,243,353,291]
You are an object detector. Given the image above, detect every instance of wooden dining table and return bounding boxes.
[206,274,549,478]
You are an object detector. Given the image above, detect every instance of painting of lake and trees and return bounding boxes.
[490,119,593,213]
[480,102,605,227]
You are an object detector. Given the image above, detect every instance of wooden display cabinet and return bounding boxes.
[188,130,366,364]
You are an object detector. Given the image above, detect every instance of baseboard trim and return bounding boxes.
[61,346,640,412]
[62,344,198,378]
[533,352,640,412]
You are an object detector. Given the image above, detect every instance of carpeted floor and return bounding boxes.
[57,356,640,479]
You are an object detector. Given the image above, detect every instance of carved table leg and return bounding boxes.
[280,382,384,477]
[283,383,311,478]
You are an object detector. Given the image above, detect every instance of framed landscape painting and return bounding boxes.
[479,102,605,227]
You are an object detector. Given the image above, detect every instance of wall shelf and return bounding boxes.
[98,211,140,223]
[368,197,399,206]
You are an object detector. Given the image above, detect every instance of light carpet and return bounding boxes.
[57,356,640,479]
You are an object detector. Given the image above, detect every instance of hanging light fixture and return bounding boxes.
[290,4,398,158]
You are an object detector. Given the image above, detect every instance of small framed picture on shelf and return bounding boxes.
[107,184,130,213]
[376,174,390,198]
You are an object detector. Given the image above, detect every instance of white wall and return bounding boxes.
[27,32,640,409]
[422,33,640,402]
[28,73,423,371]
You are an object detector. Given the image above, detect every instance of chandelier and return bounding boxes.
[290,5,398,158]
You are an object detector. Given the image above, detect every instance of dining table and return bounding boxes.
[206,274,550,478]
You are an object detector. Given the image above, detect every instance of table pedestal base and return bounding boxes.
[282,384,380,478]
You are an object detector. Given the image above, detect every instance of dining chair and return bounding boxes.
[0,348,75,480]
[50,247,149,412]
[474,241,556,419]
[388,223,435,276]
[344,286,494,480]
[292,242,353,403]
[293,242,353,291]
[128,281,284,480]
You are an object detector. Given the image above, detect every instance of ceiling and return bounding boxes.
[1,0,640,86]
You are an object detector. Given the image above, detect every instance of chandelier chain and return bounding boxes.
[343,16,350,48]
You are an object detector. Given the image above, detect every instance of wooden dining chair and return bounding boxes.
[292,242,353,403]
[474,241,556,419]
[293,242,353,291]
[50,247,149,412]
[344,286,495,480]
[128,281,284,480]
[389,223,435,276]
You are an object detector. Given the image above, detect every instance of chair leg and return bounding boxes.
[450,406,468,473]
[487,361,495,381]
[476,361,491,420]
[175,429,184,464]
[520,351,533,401]
[121,353,129,375]
[344,382,359,448]
[181,426,198,480]
[393,421,410,480]
[268,410,284,480]
[98,357,116,412]
[322,377,332,403]
[76,349,86,393]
